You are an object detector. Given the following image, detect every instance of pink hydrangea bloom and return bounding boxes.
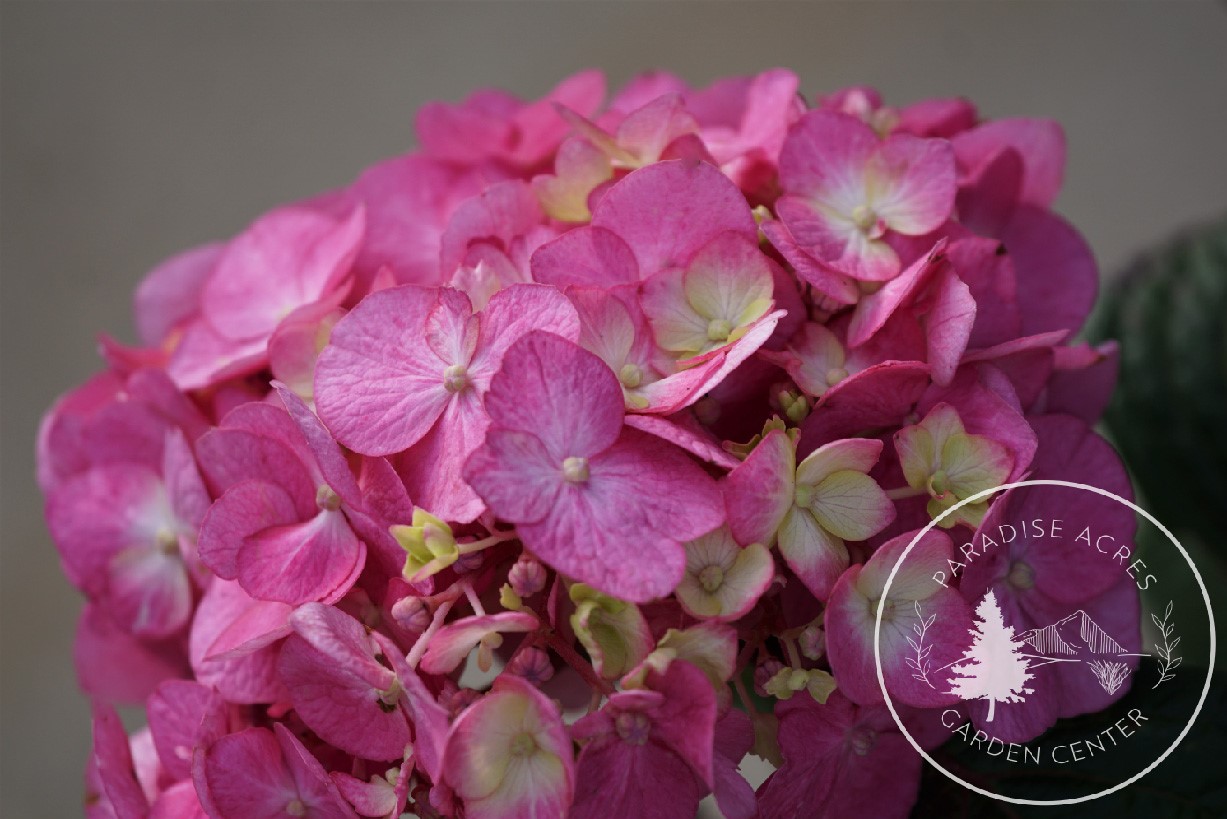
[37,70,1130,819]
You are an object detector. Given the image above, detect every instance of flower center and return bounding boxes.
[928,470,950,499]
[706,318,733,342]
[849,727,877,756]
[793,484,814,509]
[316,484,342,511]
[509,732,537,757]
[826,367,849,386]
[698,565,725,593]
[619,363,643,389]
[615,711,651,745]
[562,456,589,483]
[1007,560,1036,590]
[286,799,307,817]
[155,528,179,555]
[851,204,878,233]
[443,364,469,393]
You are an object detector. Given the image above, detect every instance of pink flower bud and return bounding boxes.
[799,622,826,661]
[506,646,555,684]
[754,658,785,697]
[390,596,431,633]
[453,549,485,574]
[444,687,482,720]
[508,556,547,598]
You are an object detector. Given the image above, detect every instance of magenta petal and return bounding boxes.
[624,414,740,470]
[847,240,947,347]
[202,205,364,342]
[464,428,564,525]
[279,610,409,761]
[925,267,976,386]
[189,580,288,705]
[531,226,640,287]
[420,611,539,675]
[480,331,624,459]
[91,703,149,819]
[440,180,542,273]
[148,680,227,781]
[314,285,453,456]
[724,428,795,547]
[75,605,187,704]
[520,428,722,602]
[274,385,362,503]
[196,427,315,517]
[470,283,582,377]
[198,480,300,581]
[204,596,293,661]
[712,710,756,819]
[1000,205,1098,336]
[134,242,221,346]
[374,633,450,784]
[165,318,268,391]
[237,509,364,604]
[954,118,1065,208]
[799,361,931,450]
[760,219,859,304]
[592,159,757,275]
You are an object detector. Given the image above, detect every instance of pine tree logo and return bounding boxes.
[945,590,1035,721]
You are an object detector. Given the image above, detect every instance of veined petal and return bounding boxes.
[778,507,848,601]
[808,470,895,542]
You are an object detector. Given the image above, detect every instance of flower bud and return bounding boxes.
[799,621,826,661]
[506,646,555,684]
[390,596,430,633]
[754,658,785,697]
[508,556,547,598]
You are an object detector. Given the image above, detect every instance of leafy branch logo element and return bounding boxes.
[1151,600,1182,689]
[906,600,937,688]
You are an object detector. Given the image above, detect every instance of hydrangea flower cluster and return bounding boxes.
[40,68,1130,818]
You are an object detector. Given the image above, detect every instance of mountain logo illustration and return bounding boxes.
[1020,610,1127,656]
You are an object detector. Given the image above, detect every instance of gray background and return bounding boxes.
[2,2,1226,816]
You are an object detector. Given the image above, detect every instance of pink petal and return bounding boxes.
[953,118,1065,208]
[724,428,796,547]
[463,428,565,524]
[202,206,364,342]
[134,242,221,346]
[760,219,860,304]
[204,595,293,661]
[278,608,409,761]
[91,703,149,819]
[314,285,453,456]
[420,611,539,675]
[592,159,757,276]
[847,240,947,347]
[440,180,543,274]
[778,109,877,201]
[470,284,582,377]
[198,480,301,581]
[519,428,723,602]
[148,680,227,781]
[189,579,289,705]
[195,428,315,517]
[799,361,931,450]
[165,318,268,391]
[479,331,624,460]
[924,266,976,386]
[75,605,188,704]
[237,509,364,604]
[531,226,640,288]
[624,414,739,470]
[999,205,1097,336]
[870,132,957,235]
[274,384,362,505]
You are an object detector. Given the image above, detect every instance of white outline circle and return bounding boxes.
[873,479,1217,806]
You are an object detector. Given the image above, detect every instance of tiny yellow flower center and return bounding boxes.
[794,483,814,509]
[619,363,643,389]
[706,317,733,342]
[1007,560,1036,590]
[286,799,307,817]
[509,732,537,757]
[562,456,590,484]
[698,565,725,594]
[928,470,950,499]
[316,484,342,512]
[443,364,469,393]
[826,367,849,386]
[851,204,878,233]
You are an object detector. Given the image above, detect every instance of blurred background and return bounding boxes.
[3,2,1226,816]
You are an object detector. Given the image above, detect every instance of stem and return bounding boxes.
[456,528,517,555]
[782,636,803,668]
[545,630,614,696]
[406,598,454,668]
[731,673,758,715]
[462,582,485,616]
[886,486,927,500]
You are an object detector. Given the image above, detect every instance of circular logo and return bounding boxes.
[873,479,1216,806]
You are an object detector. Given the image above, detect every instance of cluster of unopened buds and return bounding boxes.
[41,68,1131,818]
